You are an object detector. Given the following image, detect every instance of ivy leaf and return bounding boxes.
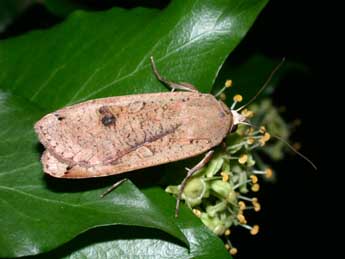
[26,188,229,259]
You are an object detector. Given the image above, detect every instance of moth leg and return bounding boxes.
[100,178,128,198]
[150,56,198,92]
[175,150,214,218]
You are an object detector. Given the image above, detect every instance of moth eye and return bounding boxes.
[102,114,116,126]
[230,124,238,133]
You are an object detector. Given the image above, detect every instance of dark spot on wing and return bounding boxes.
[99,105,116,126]
[102,114,116,126]
[99,106,110,114]
[54,113,65,121]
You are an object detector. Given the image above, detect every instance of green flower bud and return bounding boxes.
[219,212,233,229]
[222,158,230,173]
[200,213,226,235]
[246,154,256,167]
[206,200,227,217]
[227,190,237,203]
[210,180,233,198]
[182,177,206,207]
[213,224,228,236]
[205,155,224,177]
[200,213,217,231]
[239,171,248,193]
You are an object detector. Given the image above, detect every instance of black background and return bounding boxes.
[1,1,321,258]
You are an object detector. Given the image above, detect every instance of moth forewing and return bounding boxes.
[35,92,233,178]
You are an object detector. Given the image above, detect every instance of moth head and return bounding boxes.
[231,109,247,126]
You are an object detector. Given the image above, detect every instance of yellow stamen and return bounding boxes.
[192,209,201,217]
[259,133,270,146]
[238,154,248,164]
[241,108,254,118]
[251,183,260,192]
[251,197,261,211]
[247,137,255,145]
[250,225,260,235]
[259,126,266,134]
[237,213,247,224]
[230,247,238,255]
[225,229,231,236]
[254,202,261,212]
[221,172,229,182]
[238,201,246,210]
[246,127,255,136]
[233,94,243,103]
[225,79,233,88]
[220,93,226,101]
[265,168,273,178]
[250,175,258,184]
[225,244,231,250]
[263,132,271,141]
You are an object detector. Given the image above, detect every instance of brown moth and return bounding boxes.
[35,92,241,178]
[34,57,248,179]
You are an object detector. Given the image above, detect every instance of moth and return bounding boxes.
[35,57,247,179]
[35,57,316,216]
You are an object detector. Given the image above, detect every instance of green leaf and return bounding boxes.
[26,188,230,259]
[0,0,269,110]
[0,0,268,257]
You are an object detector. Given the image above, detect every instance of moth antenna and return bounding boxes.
[236,58,286,112]
[270,133,317,170]
[240,122,317,170]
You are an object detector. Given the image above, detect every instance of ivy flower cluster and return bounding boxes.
[166,80,289,256]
